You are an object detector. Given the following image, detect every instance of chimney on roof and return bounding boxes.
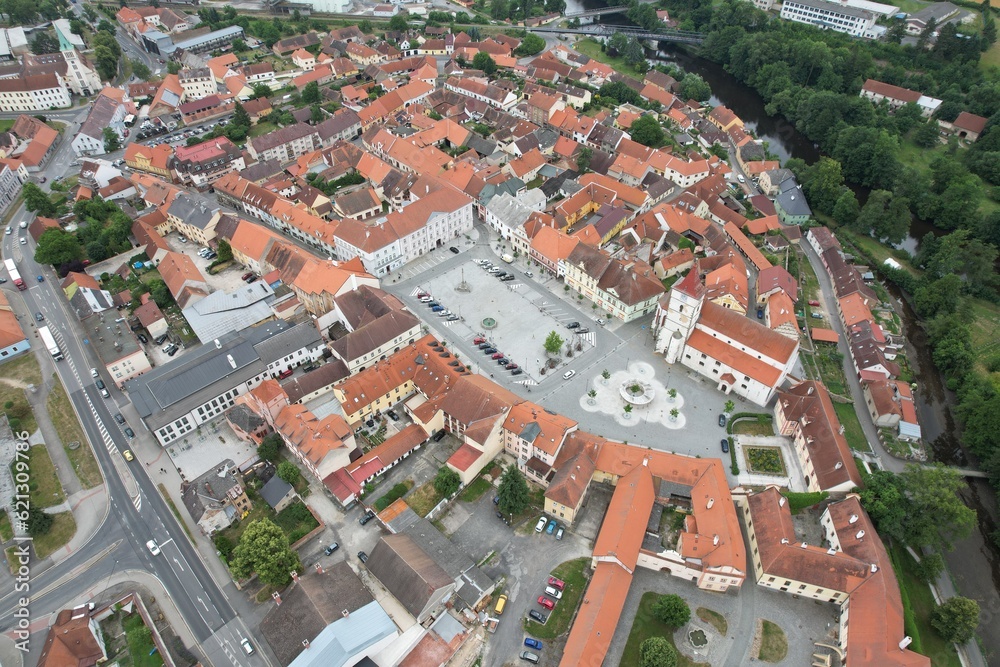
[780,538,789,544]
[856,530,865,540]
[302,639,310,649]
[778,496,785,507]
[706,497,714,509]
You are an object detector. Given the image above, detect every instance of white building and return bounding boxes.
[654,269,800,406]
[61,49,103,97]
[780,0,877,38]
[0,74,71,112]
[72,92,127,157]
[178,67,216,102]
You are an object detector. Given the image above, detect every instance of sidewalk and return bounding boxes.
[42,485,109,567]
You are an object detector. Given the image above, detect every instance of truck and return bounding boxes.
[38,326,63,361]
[4,259,25,290]
[501,253,514,263]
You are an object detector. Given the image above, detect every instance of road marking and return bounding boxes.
[133,494,142,511]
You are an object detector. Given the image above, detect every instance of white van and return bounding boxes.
[240,638,254,655]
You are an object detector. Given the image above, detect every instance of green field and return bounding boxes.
[47,377,102,489]
[833,402,870,452]
[573,39,640,81]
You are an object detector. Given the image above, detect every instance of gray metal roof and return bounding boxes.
[518,421,541,444]
[252,322,323,365]
[776,187,813,217]
[286,601,396,667]
[125,320,294,427]
[172,25,244,51]
[166,192,219,230]
[182,281,276,343]
[82,313,144,363]
[260,476,294,509]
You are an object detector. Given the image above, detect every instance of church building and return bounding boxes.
[653,268,800,406]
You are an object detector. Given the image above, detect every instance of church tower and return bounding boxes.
[654,266,704,363]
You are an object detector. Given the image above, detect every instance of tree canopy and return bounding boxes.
[543,330,564,355]
[276,461,300,485]
[497,465,529,517]
[631,115,665,148]
[229,518,301,585]
[639,637,678,667]
[931,597,980,643]
[434,467,462,497]
[35,228,83,267]
[23,182,55,217]
[651,594,691,628]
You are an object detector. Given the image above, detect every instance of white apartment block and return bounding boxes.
[780,0,877,37]
[179,68,216,102]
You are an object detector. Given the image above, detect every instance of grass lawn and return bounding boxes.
[46,377,102,489]
[0,512,11,541]
[758,620,788,662]
[781,491,828,513]
[620,592,709,667]
[833,402,870,452]
[805,348,848,397]
[406,480,443,517]
[967,298,1000,376]
[33,511,76,559]
[983,38,1000,70]
[123,612,164,667]
[272,501,320,543]
[459,476,492,503]
[249,121,279,138]
[21,445,65,509]
[0,354,43,435]
[0,119,13,133]
[732,418,775,436]
[696,607,727,636]
[838,228,922,279]
[523,557,589,640]
[889,543,962,667]
[573,39,640,81]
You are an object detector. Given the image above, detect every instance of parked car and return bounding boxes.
[537,595,555,610]
[808,300,820,306]
[493,495,500,505]
[545,519,557,535]
[473,337,486,344]
[505,363,518,370]
[555,526,564,540]
[449,246,459,253]
[494,594,508,616]
[511,369,523,375]
[324,543,340,555]
[496,357,508,365]
[483,347,497,355]
[534,516,547,533]
[277,369,293,379]
[123,449,134,461]
[524,638,543,650]
[416,291,429,298]
[447,315,460,321]
[562,370,576,380]
[721,438,730,453]
[36,275,43,282]
[431,305,445,312]
[547,576,565,590]
[241,272,253,280]
[491,352,504,359]
[544,586,562,599]
[528,610,547,624]
[520,651,540,664]
[566,322,580,329]
[575,328,590,334]
[386,409,399,421]
[501,275,515,281]
[124,427,135,438]
[433,429,446,442]
[96,379,106,390]
[167,347,179,357]
[357,551,368,564]
[718,414,727,427]
[246,275,258,283]
[137,334,148,344]
[359,510,375,525]
[114,413,126,425]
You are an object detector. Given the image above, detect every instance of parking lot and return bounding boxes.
[164,233,253,294]
[409,259,599,384]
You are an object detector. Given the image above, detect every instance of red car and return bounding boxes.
[473,337,486,345]
[417,292,429,298]
[537,595,555,610]
[491,352,504,359]
[808,300,820,307]
[277,369,293,379]
[547,576,565,590]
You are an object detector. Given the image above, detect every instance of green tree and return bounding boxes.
[543,330,564,355]
[832,190,860,227]
[631,115,664,147]
[82,4,98,21]
[35,228,83,266]
[576,146,593,174]
[358,19,373,33]
[26,506,53,537]
[801,157,844,215]
[915,275,963,318]
[277,461,300,485]
[514,32,546,56]
[23,182,55,217]
[724,400,735,413]
[69,18,85,37]
[497,464,529,517]
[147,278,174,308]
[652,594,690,627]
[229,518,301,585]
[310,104,325,124]
[388,13,408,30]
[434,467,462,497]
[167,60,182,75]
[913,121,941,148]
[258,433,282,461]
[131,59,152,81]
[232,102,251,130]
[678,73,711,102]
[217,238,234,262]
[301,81,320,105]
[31,32,60,55]
[472,51,497,76]
[931,597,980,643]
[251,82,273,99]
[639,637,677,667]
[102,127,121,153]
[915,552,945,584]
[232,37,248,52]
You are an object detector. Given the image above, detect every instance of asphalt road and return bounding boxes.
[1,189,266,665]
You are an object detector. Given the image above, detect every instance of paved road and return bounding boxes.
[1,210,268,667]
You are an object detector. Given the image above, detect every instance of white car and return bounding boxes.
[562,370,576,380]
[146,540,160,556]
[90,368,99,378]
[534,517,547,533]
[4,226,10,235]
[544,585,563,599]
[240,638,255,655]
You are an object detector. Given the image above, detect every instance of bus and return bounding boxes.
[38,326,63,361]
[3,258,25,290]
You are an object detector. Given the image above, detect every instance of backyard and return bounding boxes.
[832,402,870,452]
[889,544,962,667]
[620,592,709,667]
[216,497,318,551]
[101,609,164,667]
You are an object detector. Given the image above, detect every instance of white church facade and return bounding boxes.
[654,269,800,406]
